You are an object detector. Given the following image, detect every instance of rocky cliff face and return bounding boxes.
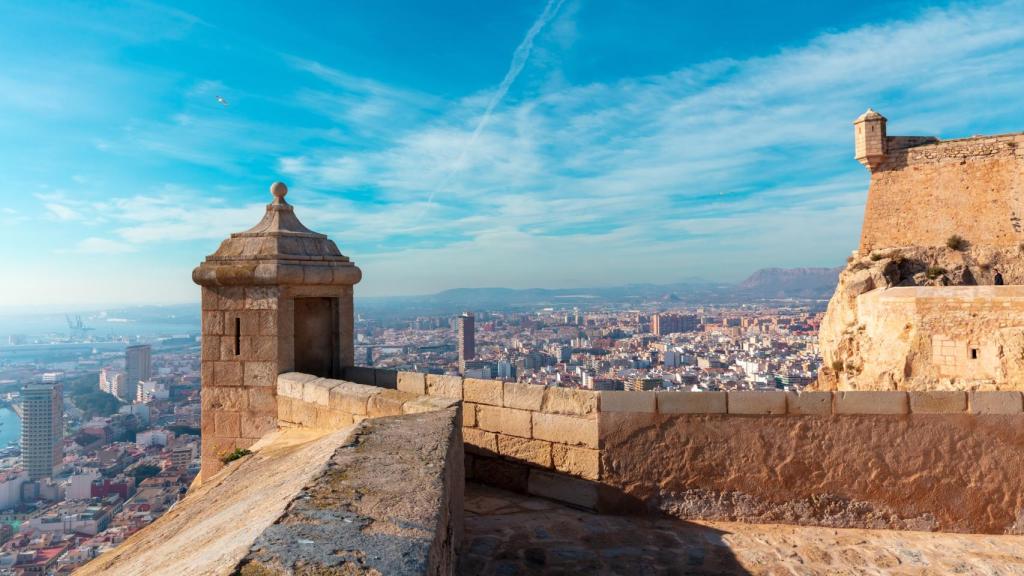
[817,245,1024,390]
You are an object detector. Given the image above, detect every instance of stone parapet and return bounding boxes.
[308,368,1024,533]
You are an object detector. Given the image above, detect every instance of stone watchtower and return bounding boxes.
[853,107,887,170]
[194,182,361,477]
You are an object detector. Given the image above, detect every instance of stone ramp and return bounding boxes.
[77,405,463,576]
[76,426,357,576]
[459,483,1024,575]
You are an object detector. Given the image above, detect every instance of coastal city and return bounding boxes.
[360,305,823,392]
[0,298,821,573]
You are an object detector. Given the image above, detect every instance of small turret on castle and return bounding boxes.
[193,182,361,478]
[853,108,887,169]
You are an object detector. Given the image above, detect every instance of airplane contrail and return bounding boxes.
[427,0,567,205]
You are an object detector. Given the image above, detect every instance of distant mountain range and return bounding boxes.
[358,267,841,317]
[736,267,842,300]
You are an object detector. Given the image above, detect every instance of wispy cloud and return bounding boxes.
[274,0,1024,294]
[12,0,1024,303]
[429,0,567,204]
[65,237,137,254]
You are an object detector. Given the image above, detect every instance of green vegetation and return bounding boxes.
[64,372,123,419]
[220,448,252,464]
[926,266,947,280]
[133,464,162,482]
[946,234,969,251]
[869,253,884,261]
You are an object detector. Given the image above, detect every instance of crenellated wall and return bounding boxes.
[342,367,1024,534]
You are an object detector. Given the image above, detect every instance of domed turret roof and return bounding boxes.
[193,182,360,287]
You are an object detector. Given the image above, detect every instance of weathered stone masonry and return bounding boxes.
[346,367,1024,534]
[855,109,1024,252]
[194,182,360,479]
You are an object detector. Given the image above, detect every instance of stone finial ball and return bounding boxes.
[270,181,288,199]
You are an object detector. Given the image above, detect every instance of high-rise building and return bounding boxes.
[21,381,63,481]
[457,313,475,374]
[651,313,699,336]
[125,345,152,390]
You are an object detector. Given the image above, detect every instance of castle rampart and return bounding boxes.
[858,126,1024,252]
[339,367,1024,535]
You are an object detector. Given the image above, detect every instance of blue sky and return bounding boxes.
[3,0,1024,308]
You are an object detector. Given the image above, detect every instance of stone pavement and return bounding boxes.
[459,482,1024,575]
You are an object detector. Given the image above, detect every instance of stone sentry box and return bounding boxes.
[193,182,361,478]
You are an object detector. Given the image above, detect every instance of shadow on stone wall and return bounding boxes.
[462,450,753,575]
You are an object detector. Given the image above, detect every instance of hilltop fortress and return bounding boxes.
[77,122,1024,575]
[817,110,1024,391]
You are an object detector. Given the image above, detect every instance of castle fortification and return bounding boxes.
[81,170,1024,574]
[855,109,1024,252]
[819,111,1024,390]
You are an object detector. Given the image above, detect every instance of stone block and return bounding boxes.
[244,286,278,309]
[427,374,463,399]
[243,362,276,388]
[503,382,545,411]
[910,391,967,414]
[397,372,427,395]
[367,389,415,417]
[464,378,503,406]
[201,289,219,311]
[204,386,248,412]
[257,310,277,336]
[786,391,833,415]
[212,361,243,387]
[315,408,354,430]
[462,402,477,427]
[401,395,459,415]
[496,434,552,468]
[214,411,241,438]
[532,413,598,449]
[201,335,220,362]
[240,413,277,439]
[463,427,498,455]
[248,388,277,414]
[969,391,1023,414]
[290,399,319,427]
[656,391,726,414]
[328,382,379,415]
[474,456,529,493]
[552,444,600,481]
[343,366,377,386]
[728,390,786,415]
[277,372,318,399]
[835,391,908,415]
[249,336,278,362]
[301,378,338,406]
[202,310,224,336]
[237,310,260,338]
[528,470,598,510]
[477,405,532,438]
[220,336,241,361]
[542,387,598,416]
[599,391,655,413]
[276,395,294,423]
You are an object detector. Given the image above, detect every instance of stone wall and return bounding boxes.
[859,132,1024,252]
[344,368,1024,534]
[200,286,282,478]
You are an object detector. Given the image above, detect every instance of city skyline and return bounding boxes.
[4,0,1024,307]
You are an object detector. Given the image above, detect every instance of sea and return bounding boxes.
[0,407,19,449]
